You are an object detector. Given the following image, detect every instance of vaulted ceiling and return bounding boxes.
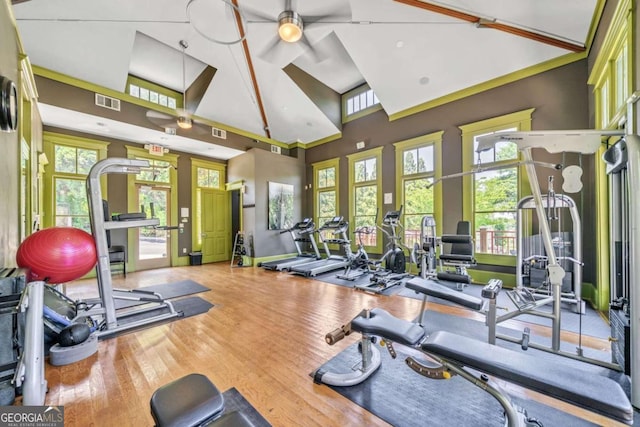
[12,0,599,159]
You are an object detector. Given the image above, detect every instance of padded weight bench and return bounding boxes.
[150,373,255,427]
[405,276,484,325]
[314,302,633,427]
[319,307,634,426]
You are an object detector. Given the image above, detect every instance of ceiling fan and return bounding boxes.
[243,0,351,63]
[146,40,208,134]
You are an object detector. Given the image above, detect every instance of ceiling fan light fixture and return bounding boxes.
[177,116,193,129]
[278,11,303,43]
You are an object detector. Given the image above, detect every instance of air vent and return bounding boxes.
[212,127,227,139]
[271,145,281,155]
[95,93,121,111]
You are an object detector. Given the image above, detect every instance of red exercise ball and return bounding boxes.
[16,227,97,284]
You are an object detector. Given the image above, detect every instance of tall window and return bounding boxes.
[472,132,518,255]
[44,133,108,231]
[588,0,632,309]
[394,132,442,248]
[460,109,534,262]
[313,158,339,229]
[348,147,383,251]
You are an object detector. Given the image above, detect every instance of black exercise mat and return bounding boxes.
[397,279,610,338]
[316,343,599,427]
[114,280,210,309]
[221,387,271,427]
[101,296,214,340]
[313,271,409,296]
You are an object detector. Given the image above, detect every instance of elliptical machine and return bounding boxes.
[355,207,410,294]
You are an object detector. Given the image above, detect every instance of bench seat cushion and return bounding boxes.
[421,331,634,425]
[151,373,224,427]
[351,308,425,346]
[405,278,483,311]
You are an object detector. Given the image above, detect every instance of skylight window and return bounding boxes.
[127,76,180,110]
[346,88,379,116]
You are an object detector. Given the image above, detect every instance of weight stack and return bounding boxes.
[610,306,630,375]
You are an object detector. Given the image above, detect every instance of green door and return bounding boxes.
[201,189,230,263]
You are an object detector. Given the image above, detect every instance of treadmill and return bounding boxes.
[289,216,352,277]
[259,218,321,271]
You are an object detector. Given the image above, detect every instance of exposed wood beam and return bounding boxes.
[231,0,271,139]
[394,0,585,53]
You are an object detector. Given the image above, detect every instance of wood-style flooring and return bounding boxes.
[41,264,624,426]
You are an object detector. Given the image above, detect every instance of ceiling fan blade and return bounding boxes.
[146,110,177,128]
[192,122,211,136]
[239,4,277,22]
[258,33,287,62]
[299,33,328,63]
[303,9,352,25]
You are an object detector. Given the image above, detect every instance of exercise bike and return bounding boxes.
[336,225,374,281]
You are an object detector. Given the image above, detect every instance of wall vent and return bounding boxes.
[212,127,227,139]
[95,93,121,111]
[271,145,281,155]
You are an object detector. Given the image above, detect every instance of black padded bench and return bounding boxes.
[349,308,634,426]
[405,277,484,325]
[351,308,425,347]
[150,373,255,427]
[422,330,634,425]
[405,277,484,311]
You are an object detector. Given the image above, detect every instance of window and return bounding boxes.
[136,157,172,183]
[588,0,633,310]
[53,145,99,230]
[460,109,534,264]
[342,84,382,123]
[127,75,180,109]
[313,158,339,230]
[348,147,383,251]
[43,133,108,231]
[472,133,518,256]
[197,167,220,188]
[394,132,443,248]
[346,88,379,116]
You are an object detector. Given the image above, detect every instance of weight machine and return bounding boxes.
[516,179,585,314]
[414,215,474,290]
[476,129,627,373]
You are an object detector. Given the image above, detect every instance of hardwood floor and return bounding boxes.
[43,264,622,426]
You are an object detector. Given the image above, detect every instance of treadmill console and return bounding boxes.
[296,218,313,229]
[325,216,344,227]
